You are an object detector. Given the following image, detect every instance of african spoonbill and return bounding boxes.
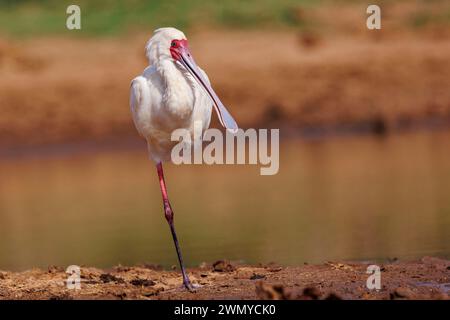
[129,27,238,290]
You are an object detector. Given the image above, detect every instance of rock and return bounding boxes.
[324,293,342,300]
[99,273,124,284]
[212,260,235,272]
[390,287,415,300]
[130,278,156,287]
[49,293,72,300]
[302,287,321,300]
[255,281,289,300]
[250,273,266,280]
[267,267,283,272]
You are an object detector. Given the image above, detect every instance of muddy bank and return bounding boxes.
[0,257,448,300]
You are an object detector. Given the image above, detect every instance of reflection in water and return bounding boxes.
[0,131,449,270]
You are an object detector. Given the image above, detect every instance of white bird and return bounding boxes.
[129,27,238,291]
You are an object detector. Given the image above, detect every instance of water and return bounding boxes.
[0,131,449,271]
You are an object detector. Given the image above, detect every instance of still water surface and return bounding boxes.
[0,131,449,270]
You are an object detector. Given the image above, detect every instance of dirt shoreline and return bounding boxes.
[2,23,450,148]
[0,257,448,300]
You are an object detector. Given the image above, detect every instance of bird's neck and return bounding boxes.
[158,60,195,119]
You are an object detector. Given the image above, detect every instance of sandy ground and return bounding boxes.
[0,257,448,300]
[1,2,450,148]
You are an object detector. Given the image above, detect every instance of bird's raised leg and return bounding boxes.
[156,162,195,291]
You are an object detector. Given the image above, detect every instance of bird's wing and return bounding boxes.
[129,75,152,137]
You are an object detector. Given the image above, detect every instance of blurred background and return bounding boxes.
[0,0,449,271]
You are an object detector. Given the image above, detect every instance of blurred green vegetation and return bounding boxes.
[1,0,449,37]
[410,8,450,28]
[0,0,317,37]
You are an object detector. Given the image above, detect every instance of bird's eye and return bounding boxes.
[171,41,177,47]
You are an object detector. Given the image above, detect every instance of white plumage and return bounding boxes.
[130,28,224,162]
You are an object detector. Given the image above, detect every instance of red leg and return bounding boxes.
[156,162,194,291]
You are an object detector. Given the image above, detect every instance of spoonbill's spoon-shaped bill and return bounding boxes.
[170,39,238,133]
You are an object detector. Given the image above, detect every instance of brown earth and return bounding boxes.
[0,257,448,300]
[1,2,450,148]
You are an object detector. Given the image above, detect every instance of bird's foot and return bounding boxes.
[183,281,202,292]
